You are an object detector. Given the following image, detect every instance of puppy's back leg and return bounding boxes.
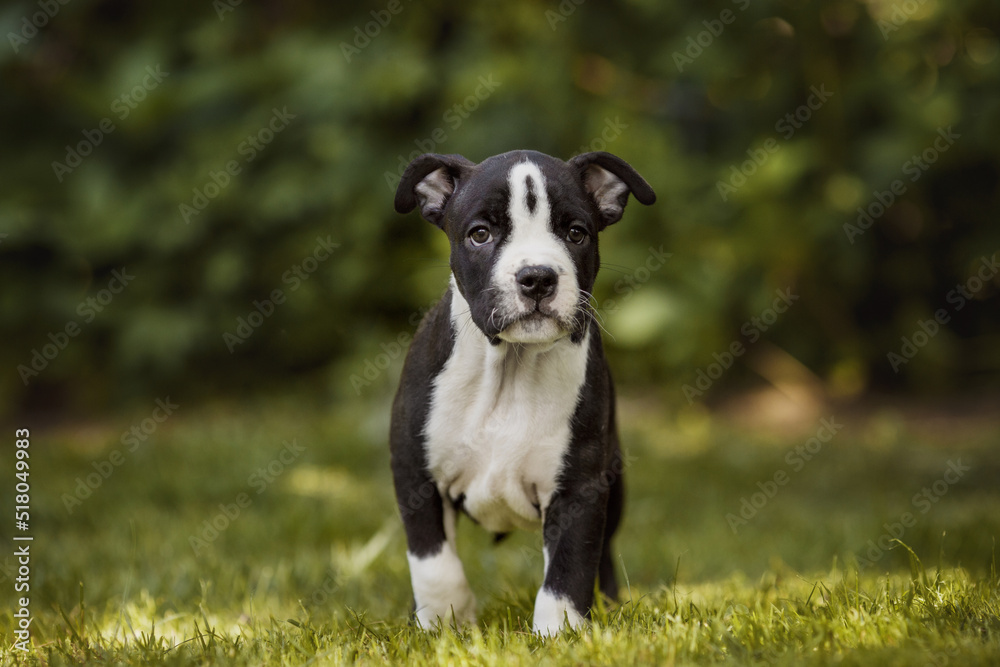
[598,445,624,601]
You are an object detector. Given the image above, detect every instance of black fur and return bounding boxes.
[391,149,654,628]
[388,290,454,557]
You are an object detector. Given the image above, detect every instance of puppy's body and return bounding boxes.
[391,150,654,634]
[425,283,593,535]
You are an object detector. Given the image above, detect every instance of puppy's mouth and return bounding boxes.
[492,303,587,344]
[499,301,557,326]
[520,301,558,320]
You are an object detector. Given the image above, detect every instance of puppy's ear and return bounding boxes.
[569,152,656,229]
[394,153,475,228]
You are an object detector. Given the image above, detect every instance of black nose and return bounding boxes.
[516,265,558,302]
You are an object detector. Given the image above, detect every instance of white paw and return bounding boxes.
[408,548,477,628]
[532,586,584,636]
[414,586,477,628]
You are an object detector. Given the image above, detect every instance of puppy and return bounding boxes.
[391,150,655,634]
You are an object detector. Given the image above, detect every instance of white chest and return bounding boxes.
[423,285,590,533]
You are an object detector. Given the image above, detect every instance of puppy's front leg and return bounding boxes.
[393,463,476,627]
[533,484,609,635]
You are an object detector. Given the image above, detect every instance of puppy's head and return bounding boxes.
[395,150,655,344]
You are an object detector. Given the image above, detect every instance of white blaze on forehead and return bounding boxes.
[509,161,548,225]
[505,161,559,265]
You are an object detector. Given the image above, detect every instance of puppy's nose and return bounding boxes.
[516,265,558,302]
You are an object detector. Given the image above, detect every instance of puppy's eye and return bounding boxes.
[567,225,588,245]
[469,226,493,246]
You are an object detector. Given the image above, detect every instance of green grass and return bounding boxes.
[2,393,999,665]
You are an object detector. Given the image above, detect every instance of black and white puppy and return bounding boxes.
[391,150,655,634]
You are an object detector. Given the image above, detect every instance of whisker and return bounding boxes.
[586,309,615,342]
[457,317,476,338]
[571,289,615,341]
[511,341,524,367]
[452,306,482,340]
[412,260,454,269]
[597,263,634,276]
[578,289,601,309]
[576,290,608,327]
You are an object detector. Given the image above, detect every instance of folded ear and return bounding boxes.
[394,153,475,227]
[568,151,656,229]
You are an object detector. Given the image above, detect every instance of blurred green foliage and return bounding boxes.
[1,0,999,416]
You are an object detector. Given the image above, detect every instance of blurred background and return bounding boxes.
[2,0,1000,645]
[2,0,998,421]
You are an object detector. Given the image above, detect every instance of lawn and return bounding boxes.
[3,391,999,665]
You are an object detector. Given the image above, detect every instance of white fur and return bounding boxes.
[407,503,476,627]
[493,161,580,344]
[423,283,590,534]
[416,161,593,632]
[533,587,584,635]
